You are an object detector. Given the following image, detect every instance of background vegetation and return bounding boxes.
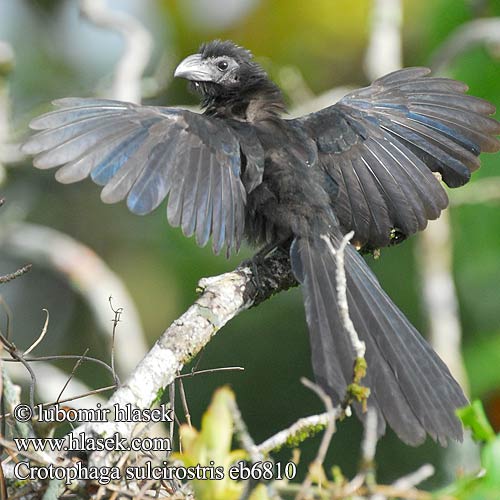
[1,0,500,495]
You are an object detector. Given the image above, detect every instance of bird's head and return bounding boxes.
[174,40,284,118]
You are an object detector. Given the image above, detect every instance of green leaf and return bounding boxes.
[200,386,235,464]
[174,387,248,500]
[457,401,496,443]
[437,408,500,499]
[481,437,500,488]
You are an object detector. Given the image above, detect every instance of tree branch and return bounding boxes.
[321,231,365,359]
[431,17,500,73]
[65,248,296,467]
[364,0,403,80]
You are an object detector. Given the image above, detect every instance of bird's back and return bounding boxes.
[243,118,339,246]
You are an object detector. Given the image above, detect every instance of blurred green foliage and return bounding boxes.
[1,0,500,490]
[174,387,254,500]
[178,390,500,499]
[440,401,500,499]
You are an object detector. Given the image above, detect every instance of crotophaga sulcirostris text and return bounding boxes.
[23,40,500,445]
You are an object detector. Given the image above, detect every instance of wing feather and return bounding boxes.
[23,98,252,256]
[196,153,214,248]
[181,146,205,238]
[293,67,500,247]
[55,125,137,183]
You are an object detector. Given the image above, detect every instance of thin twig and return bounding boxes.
[256,411,340,456]
[321,232,365,359]
[0,384,116,420]
[0,223,148,374]
[176,365,244,379]
[343,408,379,496]
[0,264,32,285]
[0,331,37,409]
[298,378,338,499]
[24,309,49,355]
[392,464,435,490]
[177,378,191,428]
[229,396,262,464]
[3,354,118,383]
[56,348,90,403]
[108,296,123,385]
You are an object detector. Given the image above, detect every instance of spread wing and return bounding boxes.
[295,67,500,248]
[22,98,254,256]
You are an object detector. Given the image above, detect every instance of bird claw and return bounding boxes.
[239,253,266,290]
[239,241,281,290]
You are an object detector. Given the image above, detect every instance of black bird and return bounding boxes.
[23,40,500,446]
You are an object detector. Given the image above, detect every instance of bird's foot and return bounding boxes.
[239,247,272,290]
[239,238,292,290]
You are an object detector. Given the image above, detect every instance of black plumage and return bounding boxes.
[23,40,500,445]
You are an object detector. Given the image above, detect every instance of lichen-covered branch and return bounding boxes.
[321,232,365,359]
[65,248,296,467]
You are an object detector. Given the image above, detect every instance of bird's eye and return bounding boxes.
[217,60,229,71]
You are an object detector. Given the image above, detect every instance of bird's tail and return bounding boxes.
[290,232,468,446]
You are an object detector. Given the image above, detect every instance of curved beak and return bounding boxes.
[174,54,214,81]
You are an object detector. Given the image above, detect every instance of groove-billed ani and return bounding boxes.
[23,40,500,446]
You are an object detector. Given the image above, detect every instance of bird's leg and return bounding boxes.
[253,239,283,261]
[239,237,292,289]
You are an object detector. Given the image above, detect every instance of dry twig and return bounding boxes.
[229,397,262,464]
[0,265,32,285]
[0,223,148,374]
[23,309,49,356]
[321,232,365,359]
[298,379,337,499]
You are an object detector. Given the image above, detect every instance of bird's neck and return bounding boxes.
[202,81,286,122]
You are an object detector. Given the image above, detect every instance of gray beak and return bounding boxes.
[174,54,214,81]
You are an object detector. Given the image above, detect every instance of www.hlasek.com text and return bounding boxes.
[15,432,171,454]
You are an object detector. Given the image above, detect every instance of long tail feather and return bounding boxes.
[290,232,468,446]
